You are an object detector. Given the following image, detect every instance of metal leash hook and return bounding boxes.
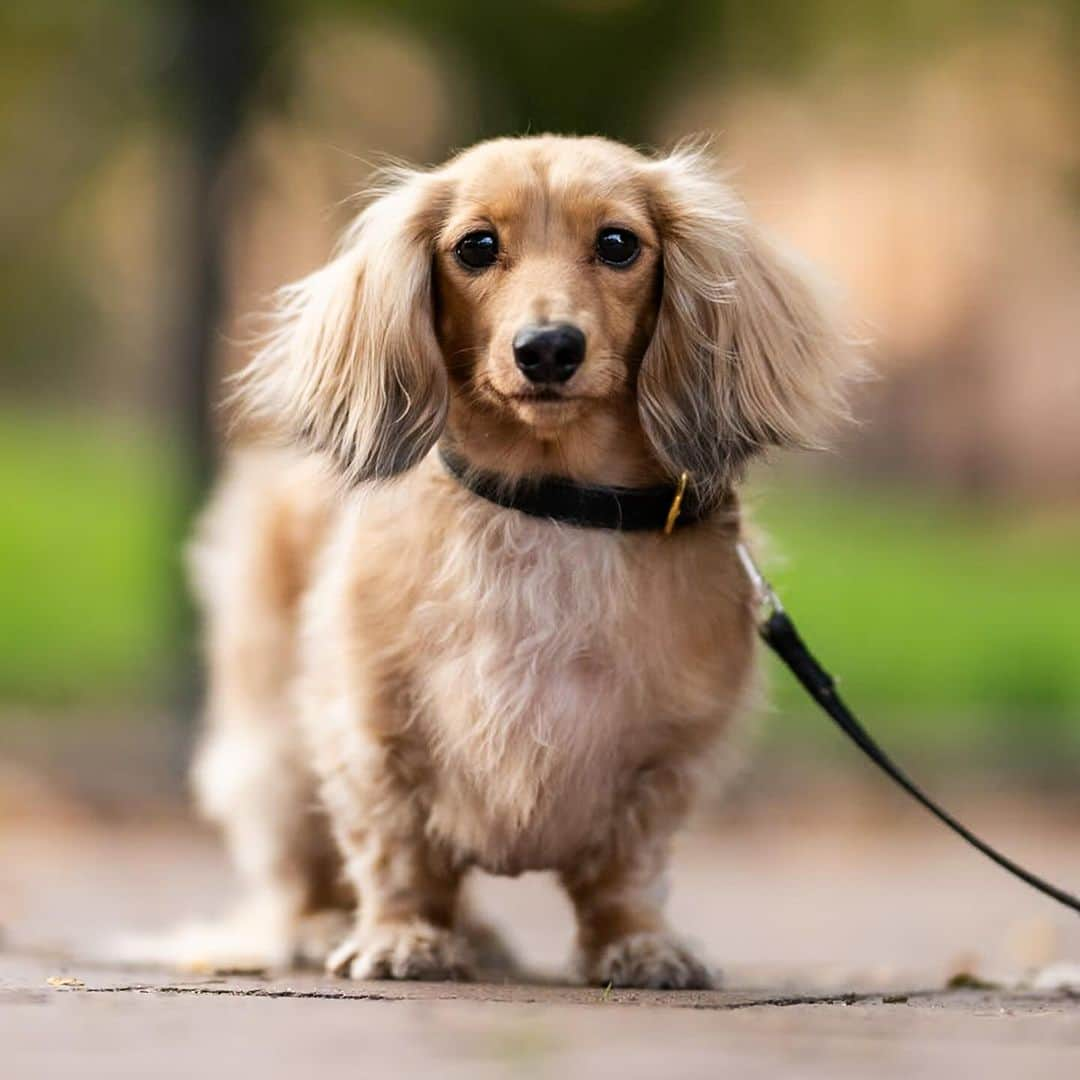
[735,541,783,618]
[734,538,1080,918]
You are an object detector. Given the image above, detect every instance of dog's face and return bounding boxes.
[433,140,660,440]
[243,136,849,501]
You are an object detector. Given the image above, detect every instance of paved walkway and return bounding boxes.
[3,812,1080,1077]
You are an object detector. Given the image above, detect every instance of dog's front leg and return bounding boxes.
[561,762,713,990]
[321,733,473,982]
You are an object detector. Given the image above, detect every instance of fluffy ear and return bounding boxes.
[639,148,853,504]
[238,169,451,482]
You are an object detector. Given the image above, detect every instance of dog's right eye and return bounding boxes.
[454,230,499,270]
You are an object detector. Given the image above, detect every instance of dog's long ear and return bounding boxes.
[238,169,451,482]
[639,148,853,504]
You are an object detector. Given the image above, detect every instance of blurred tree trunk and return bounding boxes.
[164,1,272,757]
[171,0,270,490]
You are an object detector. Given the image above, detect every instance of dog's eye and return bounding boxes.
[454,230,499,270]
[595,227,640,267]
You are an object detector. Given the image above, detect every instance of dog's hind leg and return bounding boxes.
[181,714,351,972]
[115,451,350,973]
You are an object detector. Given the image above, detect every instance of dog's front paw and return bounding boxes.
[327,922,474,982]
[585,932,714,990]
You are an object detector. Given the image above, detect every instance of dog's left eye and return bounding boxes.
[455,230,499,270]
[595,227,640,267]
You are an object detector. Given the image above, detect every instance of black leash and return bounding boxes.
[737,543,1080,917]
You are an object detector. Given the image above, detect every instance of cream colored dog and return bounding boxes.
[186,135,850,989]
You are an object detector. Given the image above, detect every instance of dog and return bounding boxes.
[183,135,851,989]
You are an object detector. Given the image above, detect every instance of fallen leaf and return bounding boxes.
[946,972,1000,991]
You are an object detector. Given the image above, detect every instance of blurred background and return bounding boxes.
[2,0,1078,817]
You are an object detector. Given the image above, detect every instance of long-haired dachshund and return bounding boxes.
[184,135,851,989]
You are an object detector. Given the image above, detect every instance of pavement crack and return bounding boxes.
[716,992,868,1010]
[73,984,395,1002]
[56,983,932,1010]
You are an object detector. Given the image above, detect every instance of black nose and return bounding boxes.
[512,323,586,384]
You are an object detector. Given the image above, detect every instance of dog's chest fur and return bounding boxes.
[415,516,647,872]
[310,462,755,875]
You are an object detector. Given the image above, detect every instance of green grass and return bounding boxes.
[1,409,1078,761]
[0,409,180,706]
[752,478,1080,754]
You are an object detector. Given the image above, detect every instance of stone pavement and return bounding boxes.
[3,812,1080,1077]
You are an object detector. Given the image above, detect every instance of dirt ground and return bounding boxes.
[4,799,1080,1079]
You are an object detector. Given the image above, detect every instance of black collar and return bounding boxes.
[438,446,707,533]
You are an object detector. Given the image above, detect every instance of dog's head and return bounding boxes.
[242,135,850,501]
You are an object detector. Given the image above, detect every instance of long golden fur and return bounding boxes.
[182,135,851,988]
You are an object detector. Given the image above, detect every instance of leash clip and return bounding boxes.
[736,541,785,618]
